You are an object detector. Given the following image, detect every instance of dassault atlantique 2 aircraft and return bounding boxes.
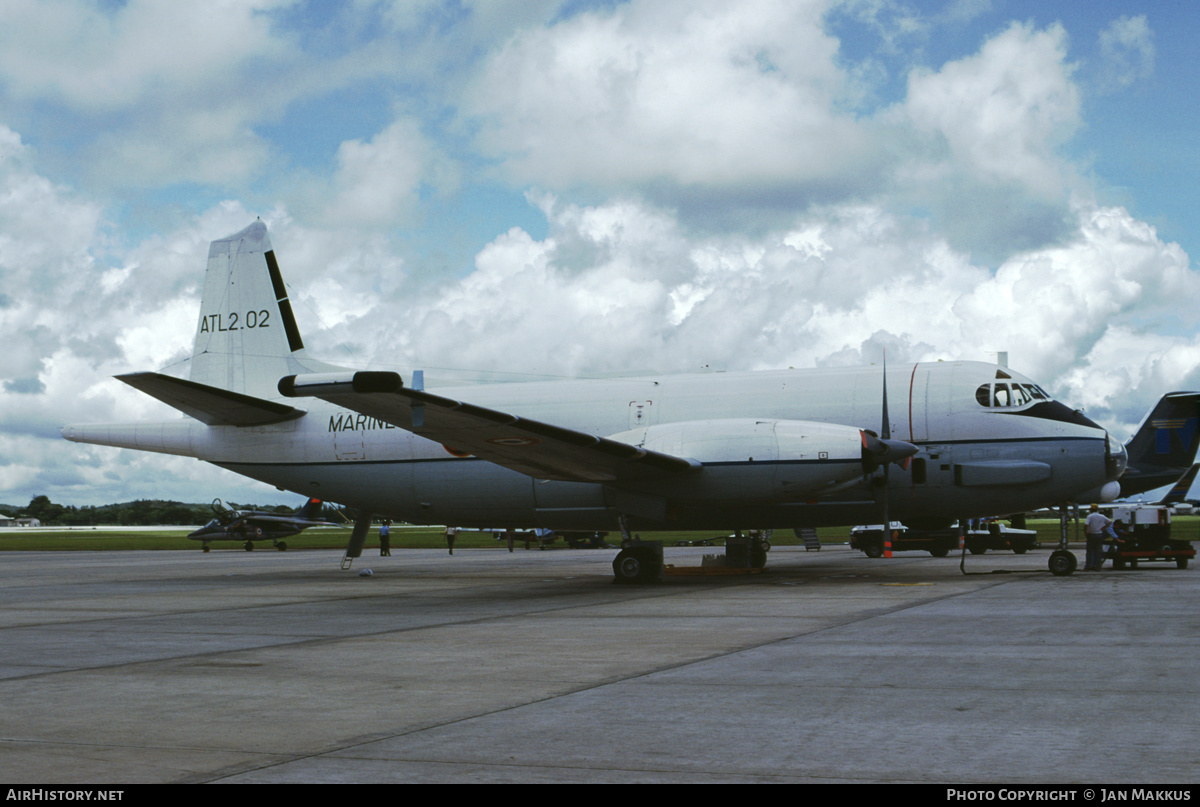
[65,221,1165,580]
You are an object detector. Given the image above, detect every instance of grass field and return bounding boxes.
[4,518,1196,552]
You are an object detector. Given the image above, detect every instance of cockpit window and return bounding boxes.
[976,382,1051,408]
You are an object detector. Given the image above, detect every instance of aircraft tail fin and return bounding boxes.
[1121,392,1200,498]
[190,221,345,399]
[297,498,325,519]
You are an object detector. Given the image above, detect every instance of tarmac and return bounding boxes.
[1,543,1197,784]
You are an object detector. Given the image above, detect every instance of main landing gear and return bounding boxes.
[610,520,772,583]
[237,539,288,552]
[612,515,664,584]
[609,516,667,586]
[612,543,664,584]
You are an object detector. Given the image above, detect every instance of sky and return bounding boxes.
[2,0,1200,508]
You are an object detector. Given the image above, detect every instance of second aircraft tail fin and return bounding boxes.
[1121,392,1200,498]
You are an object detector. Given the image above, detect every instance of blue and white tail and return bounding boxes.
[1120,393,1200,498]
[191,221,344,399]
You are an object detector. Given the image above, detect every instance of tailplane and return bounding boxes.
[1157,463,1200,506]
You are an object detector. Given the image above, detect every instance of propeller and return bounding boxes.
[860,430,918,474]
[867,356,916,557]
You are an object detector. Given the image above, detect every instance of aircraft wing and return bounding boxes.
[280,371,700,483]
[241,515,336,528]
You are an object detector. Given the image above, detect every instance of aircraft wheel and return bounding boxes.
[1177,558,1189,569]
[244,541,254,552]
[863,542,884,559]
[202,545,210,553]
[613,549,643,583]
[276,541,287,552]
[1048,549,1077,576]
[613,548,660,584]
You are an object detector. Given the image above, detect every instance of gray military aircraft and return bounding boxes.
[188,497,335,552]
[64,221,1140,580]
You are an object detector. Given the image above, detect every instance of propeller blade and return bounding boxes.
[881,355,890,441]
[879,356,894,557]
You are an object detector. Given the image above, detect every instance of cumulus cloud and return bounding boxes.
[464,4,1089,260]
[313,117,457,228]
[1095,14,1155,93]
[892,21,1081,257]
[0,0,290,111]
[0,127,103,382]
[465,0,879,197]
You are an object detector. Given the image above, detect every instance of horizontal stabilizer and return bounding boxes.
[1158,463,1200,505]
[280,371,699,482]
[119,372,305,427]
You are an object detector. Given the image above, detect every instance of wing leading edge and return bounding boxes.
[279,371,700,483]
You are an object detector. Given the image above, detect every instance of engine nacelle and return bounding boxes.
[607,418,880,502]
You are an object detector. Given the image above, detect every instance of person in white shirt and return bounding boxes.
[1084,504,1112,571]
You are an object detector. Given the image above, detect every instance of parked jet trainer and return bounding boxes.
[65,221,1142,579]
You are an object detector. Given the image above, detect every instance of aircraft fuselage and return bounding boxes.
[77,360,1118,531]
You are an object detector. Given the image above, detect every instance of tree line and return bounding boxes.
[2,495,298,527]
